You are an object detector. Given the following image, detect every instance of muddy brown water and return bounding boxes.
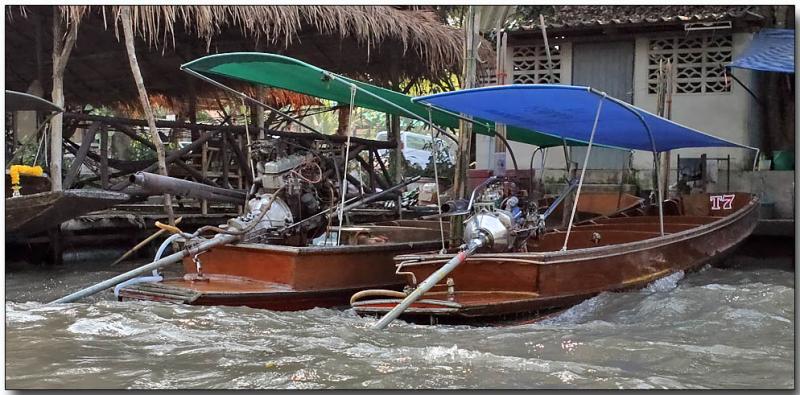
[4,254,794,389]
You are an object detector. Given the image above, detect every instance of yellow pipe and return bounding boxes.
[155,220,183,235]
[9,165,44,197]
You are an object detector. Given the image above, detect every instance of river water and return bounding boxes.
[5,260,795,389]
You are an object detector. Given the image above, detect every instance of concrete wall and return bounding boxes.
[631,32,761,176]
[478,31,765,192]
[475,42,574,176]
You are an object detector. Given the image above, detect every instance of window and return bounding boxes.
[404,134,428,150]
[477,66,498,87]
[648,34,733,94]
[511,44,561,84]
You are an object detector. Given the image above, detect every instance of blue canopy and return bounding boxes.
[729,29,794,74]
[414,85,755,153]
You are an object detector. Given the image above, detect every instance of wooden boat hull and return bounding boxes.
[352,193,759,325]
[118,221,448,310]
[5,189,131,235]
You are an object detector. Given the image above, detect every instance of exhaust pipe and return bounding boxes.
[130,172,247,204]
[440,199,468,214]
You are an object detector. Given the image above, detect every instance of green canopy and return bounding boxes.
[181,52,569,147]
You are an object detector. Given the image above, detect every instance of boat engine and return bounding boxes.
[462,178,543,252]
[226,139,332,246]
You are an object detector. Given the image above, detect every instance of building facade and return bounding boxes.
[475,6,766,190]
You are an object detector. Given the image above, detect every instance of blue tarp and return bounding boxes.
[729,28,795,74]
[414,85,755,152]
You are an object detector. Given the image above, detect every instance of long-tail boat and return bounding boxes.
[54,54,606,308]
[353,192,758,325]
[352,85,760,328]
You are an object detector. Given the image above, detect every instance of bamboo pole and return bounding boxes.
[120,6,175,227]
[49,8,80,192]
[451,5,480,242]
[658,59,674,197]
[111,217,183,266]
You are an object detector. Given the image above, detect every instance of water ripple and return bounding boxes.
[5,267,793,389]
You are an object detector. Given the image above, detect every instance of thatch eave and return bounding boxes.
[6,6,474,113]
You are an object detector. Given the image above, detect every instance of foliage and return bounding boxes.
[127,139,157,161]
[7,138,43,167]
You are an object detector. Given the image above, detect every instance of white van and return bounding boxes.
[375,131,453,168]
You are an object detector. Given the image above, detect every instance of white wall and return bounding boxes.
[631,32,760,174]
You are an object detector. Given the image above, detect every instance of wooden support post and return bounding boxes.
[63,122,100,189]
[228,131,250,185]
[221,132,230,189]
[120,6,175,226]
[368,149,376,191]
[700,153,708,193]
[451,5,480,242]
[100,125,109,189]
[201,140,208,214]
[389,114,402,218]
[237,133,244,214]
[50,7,80,191]
[337,105,351,136]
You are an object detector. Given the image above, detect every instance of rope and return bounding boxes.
[562,93,606,251]
[427,105,446,253]
[32,128,46,167]
[336,85,357,245]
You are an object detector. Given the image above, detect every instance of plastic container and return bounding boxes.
[772,150,794,170]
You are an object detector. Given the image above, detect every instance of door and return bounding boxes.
[570,41,635,170]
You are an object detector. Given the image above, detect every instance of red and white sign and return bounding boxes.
[709,194,735,210]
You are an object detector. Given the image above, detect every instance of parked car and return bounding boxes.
[375,131,454,169]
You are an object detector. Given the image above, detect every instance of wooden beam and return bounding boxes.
[355,154,388,191]
[371,147,394,189]
[173,159,220,187]
[109,130,219,191]
[62,113,397,149]
[226,131,251,185]
[100,125,109,189]
[63,122,100,189]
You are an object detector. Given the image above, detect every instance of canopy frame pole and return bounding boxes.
[426,106,447,253]
[337,85,358,245]
[652,150,665,236]
[323,72,459,143]
[327,71,532,157]
[752,148,760,171]
[561,138,572,175]
[492,129,519,171]
[529,146,544,197]
[588,87,665,236]
[561,93,606,251]
[617,105,664,236]
[181,68,326,136]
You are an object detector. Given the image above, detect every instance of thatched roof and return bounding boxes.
[509,5,763,34]
[6,6,466,113]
